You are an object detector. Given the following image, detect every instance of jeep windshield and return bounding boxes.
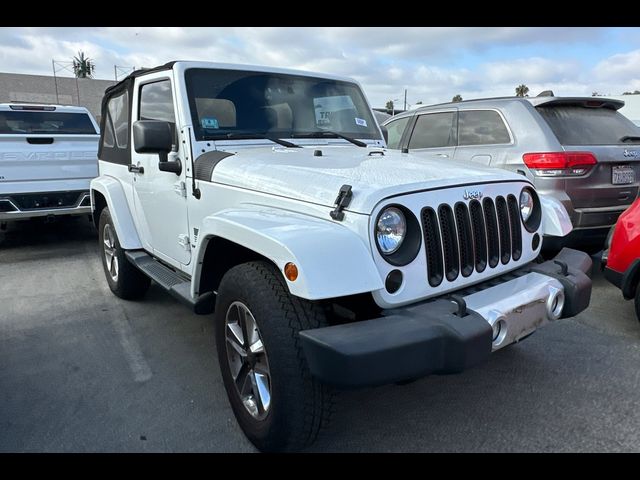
[184,68,381,143]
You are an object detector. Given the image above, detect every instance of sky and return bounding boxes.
[1,27,640,108]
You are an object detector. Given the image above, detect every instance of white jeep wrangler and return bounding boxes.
[90,61,593,452]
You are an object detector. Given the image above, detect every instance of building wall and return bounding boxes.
[0,72,116,123]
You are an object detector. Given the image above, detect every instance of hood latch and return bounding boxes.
[330,184,353,221]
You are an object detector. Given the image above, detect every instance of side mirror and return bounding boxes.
[133,120,181,175]
[380,124,389,144]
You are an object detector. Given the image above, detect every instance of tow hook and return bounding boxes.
[554,260,569,276]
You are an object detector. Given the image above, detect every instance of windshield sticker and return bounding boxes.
[201,117,219,129]
[314,95,356,127]
[355,117,367,127]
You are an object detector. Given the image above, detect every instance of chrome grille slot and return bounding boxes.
[454,202,474,278]
[495,196,511,265]
[483,197,500,268]
[469,200,487,273]
[438,204,460,282]
[438,204,459,282]
[507,194,522,261]
[421,207,444,287]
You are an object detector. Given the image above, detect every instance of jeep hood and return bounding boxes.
[211,146,523,214]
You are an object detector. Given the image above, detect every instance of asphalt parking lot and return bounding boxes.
[1,217,639,452]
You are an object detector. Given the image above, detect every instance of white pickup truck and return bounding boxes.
[0,104,99,228]
[90,61,592,452]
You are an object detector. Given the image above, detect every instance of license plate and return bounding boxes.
[612,166,635,185]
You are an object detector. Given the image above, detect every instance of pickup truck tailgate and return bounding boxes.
[0,134,99,185]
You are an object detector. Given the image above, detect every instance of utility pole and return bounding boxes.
[404,89,407,111]
[52,59,60,104]
[75,77,80,106]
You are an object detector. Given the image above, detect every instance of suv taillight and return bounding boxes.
[522,152,597,177]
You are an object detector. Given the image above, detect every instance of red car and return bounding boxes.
[603,197,640,320]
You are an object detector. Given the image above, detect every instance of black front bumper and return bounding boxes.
[299,248,592,388]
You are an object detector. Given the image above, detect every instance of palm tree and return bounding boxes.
[452,94,463,102]
[72,51,95,78]
[515,84,529,97]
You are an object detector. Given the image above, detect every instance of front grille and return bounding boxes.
[421,195,524,286]
[9,191,86,211]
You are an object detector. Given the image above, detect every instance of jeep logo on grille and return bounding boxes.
[623,149,640,158]
[463,189,483,200]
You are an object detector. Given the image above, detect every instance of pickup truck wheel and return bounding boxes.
[635,284,640,322]
[98,208,150,300]
[215,261,333,452]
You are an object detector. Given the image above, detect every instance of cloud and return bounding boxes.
[594,49,640,91]
[0,27,637,107]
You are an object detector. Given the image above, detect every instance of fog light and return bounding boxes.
[532,233,540,250]
[546,287,565,320]
[385,269,403,293]
[487,310,508,347]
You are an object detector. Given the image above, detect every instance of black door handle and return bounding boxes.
[128,164,144,174]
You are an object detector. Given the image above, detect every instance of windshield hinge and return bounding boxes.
[178,234,191,251]
[174,181,187,198]
[330,184,353,221]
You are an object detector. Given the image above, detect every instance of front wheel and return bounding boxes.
[98,207,150,300]
[214,261,333,452]
[635,284,640,322]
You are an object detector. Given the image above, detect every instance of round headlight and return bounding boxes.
[376,207,406,254]
[520,188,535,223]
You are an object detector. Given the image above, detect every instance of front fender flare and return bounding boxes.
[193,208,384,300]
[540,193,573,238]
[90,176,142,250]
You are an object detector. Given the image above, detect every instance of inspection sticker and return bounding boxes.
[355,117,367,127]
[201,117,219,129]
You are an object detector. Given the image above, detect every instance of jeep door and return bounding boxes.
[130,74,191,266]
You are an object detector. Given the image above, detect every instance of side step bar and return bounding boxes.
[124,250,215,314]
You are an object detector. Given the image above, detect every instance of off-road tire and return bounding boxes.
[214,261,334,452]
[98,207,150,300]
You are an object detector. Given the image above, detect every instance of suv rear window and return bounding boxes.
[0,111,97,135]
[537,105,640,145]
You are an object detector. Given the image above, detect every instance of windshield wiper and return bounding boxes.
[292,130,367,147]
[620,135,640,143]
[203,132,300,148]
